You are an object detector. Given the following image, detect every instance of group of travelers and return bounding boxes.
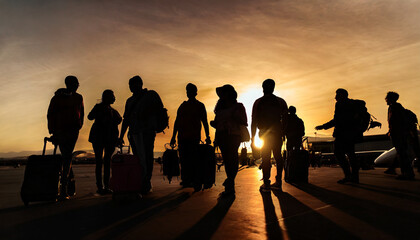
[47,75,418,200]
[315,89,419,183]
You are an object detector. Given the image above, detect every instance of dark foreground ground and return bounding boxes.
[0,164,419,240]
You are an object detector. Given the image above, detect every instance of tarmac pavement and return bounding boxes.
[0,163,420,240]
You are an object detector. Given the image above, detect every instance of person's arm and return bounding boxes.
[113,108,122,125]
[315,119,335,130]
[79,95,84,128]
[316,103,336,130]
[301,119,305,137]
[201,104,211,144]
[87,104,97,121]
[236,103,248,126]
[251,101,258,142]
[47,96,56,134]
[118,100,131,146]
[170,107,180,146]
[280,99,288,136]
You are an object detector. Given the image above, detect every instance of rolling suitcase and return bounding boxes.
[110,146,143,197]
[196,143,216,189]
[284,149,309,183]
[162,144,180,183]
[21,137,62,206]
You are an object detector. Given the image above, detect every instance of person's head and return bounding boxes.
[335,88,348,102]
[129,75,143,93]
[214,84,237,113]
[216,84,237,101]
[289,106,296,115]
[102,89,115,105]
[186,83,197,99]
[385,91,399,105]
[65,75,79,93]
[262,79,275,95]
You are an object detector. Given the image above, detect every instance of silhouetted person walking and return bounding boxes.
[119,76,164,194]
[47,75,84,200]
[385,91,415,180]
[170,83,211,190]
[211,84,247,197]
[88,90,122,194]
[315,88,360,184]
[251,79,288,192]
[285,106,305,151]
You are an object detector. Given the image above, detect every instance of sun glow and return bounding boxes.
[253,136,264,148]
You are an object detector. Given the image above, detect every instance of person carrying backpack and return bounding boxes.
[118,75,165,194]
[315,88,361,184]
[384,91,415,180]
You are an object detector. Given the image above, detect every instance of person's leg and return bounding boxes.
[218,134,240,193]
[57,131,79,198]
[103,145,115,190]
[186,141,200,191]
[260,133,273,191]
[334,139,351,183]
[185,141,197,186]
[345,142,359,183]
[408,130,420,172]
[128,133,148,181]
[178,142,188,185]
[92,143,104,191]
[394,135,414,179]
[179,140,195,186]
[273,136,284,184]
[143,131,156,193]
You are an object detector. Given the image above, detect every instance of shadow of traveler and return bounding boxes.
[285,106,305,151]
[385,91,415,180]
[170,83,211,190]
[88,90,122,194]
[118,75,164,194]
[47,75,84,200]
[251,79,288,192]
[315,88,360,184]
[211,84,248,197]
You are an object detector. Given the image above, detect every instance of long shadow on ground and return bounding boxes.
[293,183,420,239]
[1,191,190,240]
[272,190,358,240]
[174,194,235,240]
[260,191,283,240]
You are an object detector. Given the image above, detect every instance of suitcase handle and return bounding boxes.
[118,145,131,154]
[164,143,177,150]
[43,137,58,156]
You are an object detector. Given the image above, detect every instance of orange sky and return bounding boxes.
[1,0,420,155]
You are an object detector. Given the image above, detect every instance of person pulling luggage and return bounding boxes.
[47,75,84,200]
[88,90,122,195]
[170,83,211,191]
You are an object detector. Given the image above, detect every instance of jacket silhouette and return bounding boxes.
[285,106,305,151]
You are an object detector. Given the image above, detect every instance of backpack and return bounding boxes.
[352,99,371,141]
[155,107,169,133]
[405,108,418,127]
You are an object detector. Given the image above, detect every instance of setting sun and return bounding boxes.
[253,136,264,149]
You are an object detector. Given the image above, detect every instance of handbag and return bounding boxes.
[239,125,250,142]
